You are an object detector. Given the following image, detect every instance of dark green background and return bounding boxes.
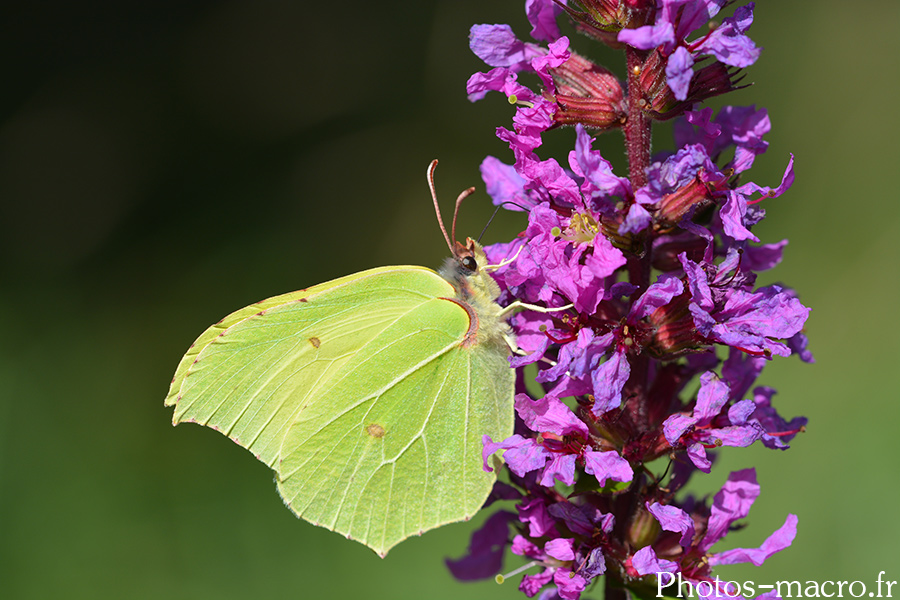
[1,2,897,598]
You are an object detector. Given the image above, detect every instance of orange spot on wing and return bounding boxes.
[439,296,480,348]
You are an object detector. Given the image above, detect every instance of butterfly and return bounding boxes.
[165,161,516,556]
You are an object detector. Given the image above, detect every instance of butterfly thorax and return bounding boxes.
[439,238,511,348]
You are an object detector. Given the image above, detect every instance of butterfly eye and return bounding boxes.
[460,255,478,272]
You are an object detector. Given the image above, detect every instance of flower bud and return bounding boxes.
[551,52,627,130]
[637,50,746,121]
[600,215,645,255]
[557,0,656,47]
[646,293,704,357]
[655,174,716,227]
[627,503,661,550]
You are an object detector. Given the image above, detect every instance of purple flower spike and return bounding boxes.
[452,3,809,597]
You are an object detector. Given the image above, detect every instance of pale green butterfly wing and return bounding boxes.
[164,269,368,427]
[166,267,448,467]
[165,263,513,555]
[276,297,512,556]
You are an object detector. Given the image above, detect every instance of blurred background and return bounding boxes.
[1,1,897,598]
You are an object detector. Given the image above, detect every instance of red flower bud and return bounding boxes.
[647,292,704,357]
[636,50,747,121]
[557,0,656,47]
[550,52,627,130]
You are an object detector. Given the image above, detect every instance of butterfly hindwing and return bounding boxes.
[276,303,513,556]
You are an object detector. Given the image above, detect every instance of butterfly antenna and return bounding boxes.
[477,204,503,244]
[500,200,532,213]
[427,160,455,254]
[451,186,476,250]
[478,200,530,243]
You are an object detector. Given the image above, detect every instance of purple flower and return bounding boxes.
[518,496,558,538]
[510,535,590,599]
[693,4,761,69]
[710,513,798,566]
[647,502,695,549]
[663,372,767,471]
[469,24,545,71]
[569,125,632,210]
[487,202,626,315]
[630,545,678,577]
[742,386,808,450]
[482,394,633,488]
[639,470,797,590]
[480,156,535,211]
[445,511,517,580]
[681,252,810,358]
[675,105,771,174]
[631,142,725,232]
[589,273,685,415]
[705,470,798,565]
[525,0,563,43]
[466,30,568,115]
[499,500,614,600]
[666,46,695,100]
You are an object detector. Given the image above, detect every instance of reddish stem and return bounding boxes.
[624,46,652,188]
[623,46,654,429]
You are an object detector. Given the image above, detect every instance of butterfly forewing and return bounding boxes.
[167,267,456,468]
[165,270,375,410]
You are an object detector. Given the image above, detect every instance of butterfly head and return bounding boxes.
[441,237,502,305]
